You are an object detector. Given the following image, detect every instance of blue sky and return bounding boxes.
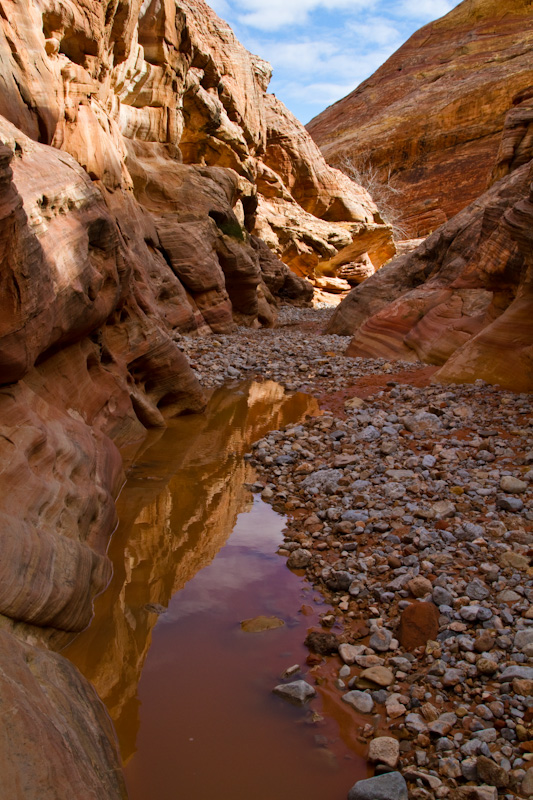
[205,0,461,124]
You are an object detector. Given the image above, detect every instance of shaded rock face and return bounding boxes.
[0,630,128,799]
[326,90,533,392]
[0,0,392,794]
[307,0,533,237]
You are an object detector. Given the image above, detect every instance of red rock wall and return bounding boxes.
[326,91,533,392]
[307,0,533,237]
[0,0,390,633]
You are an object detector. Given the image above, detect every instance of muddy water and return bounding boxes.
[65,380,368,799]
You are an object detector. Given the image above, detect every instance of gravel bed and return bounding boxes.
[176,305,415,391]
[246,378,533,800]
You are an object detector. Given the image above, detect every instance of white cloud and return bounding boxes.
[245,39,338,73]
[204,0,462,121]
[347,16,403,46]
[244,30,400,84]
[233,0,376,31]
[278,79,359,106]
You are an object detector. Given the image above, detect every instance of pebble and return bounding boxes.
[339,643,366,665]
[286,549,312,569]
[369,628,393,652]
[439,757,462,779]
[453,788,498,800]
[500,476,528,493]
[522,768,533,796]
[443,668,465,687]
[500,666,533,681]
[360,666,394,687]
[475,755,509,788]
[428,713,457,736]
[408,576,433,598]
[342,690,374,714]
[369,737,400,768]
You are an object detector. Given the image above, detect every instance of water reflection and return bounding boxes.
[64,381,319,763]
[126,497,365,800]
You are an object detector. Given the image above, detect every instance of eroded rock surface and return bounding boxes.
[307,0,533,237]
[326,90,533,392]
[0,630,128,799]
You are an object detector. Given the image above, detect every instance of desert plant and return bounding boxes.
[334,154,409,240]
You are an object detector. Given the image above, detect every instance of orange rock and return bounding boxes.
[398,602,440,651]
[326,90,533,392]
[0,629,128,799]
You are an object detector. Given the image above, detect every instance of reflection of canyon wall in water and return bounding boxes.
[64,381,318,763]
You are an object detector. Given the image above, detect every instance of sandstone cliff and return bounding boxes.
[326,89,533,392]
[0,0,393,795]
[307,0,533,237]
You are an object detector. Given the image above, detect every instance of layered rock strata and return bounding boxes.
[307,0,533,237]
[0,0,391,795]
[326,91,533,392]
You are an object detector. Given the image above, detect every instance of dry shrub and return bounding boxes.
[334,154,409,240]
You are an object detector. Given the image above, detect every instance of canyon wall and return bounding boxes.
[327,88,533,392]
[0,0,392,795]
[307,0,533,237]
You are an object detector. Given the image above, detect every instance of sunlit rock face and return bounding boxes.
[326,90,533,392]
[307,0,533,238]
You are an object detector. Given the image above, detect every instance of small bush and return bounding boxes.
[218,218,245,241]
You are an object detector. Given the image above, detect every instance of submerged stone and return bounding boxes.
[272,680,316,706]
[241,616,285,633]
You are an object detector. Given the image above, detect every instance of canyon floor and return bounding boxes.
[181,305,533,800]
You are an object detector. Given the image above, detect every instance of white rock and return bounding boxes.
[272,680,316,706]
[368,736,400,768]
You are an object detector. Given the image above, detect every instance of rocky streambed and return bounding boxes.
[182,306,533,800]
